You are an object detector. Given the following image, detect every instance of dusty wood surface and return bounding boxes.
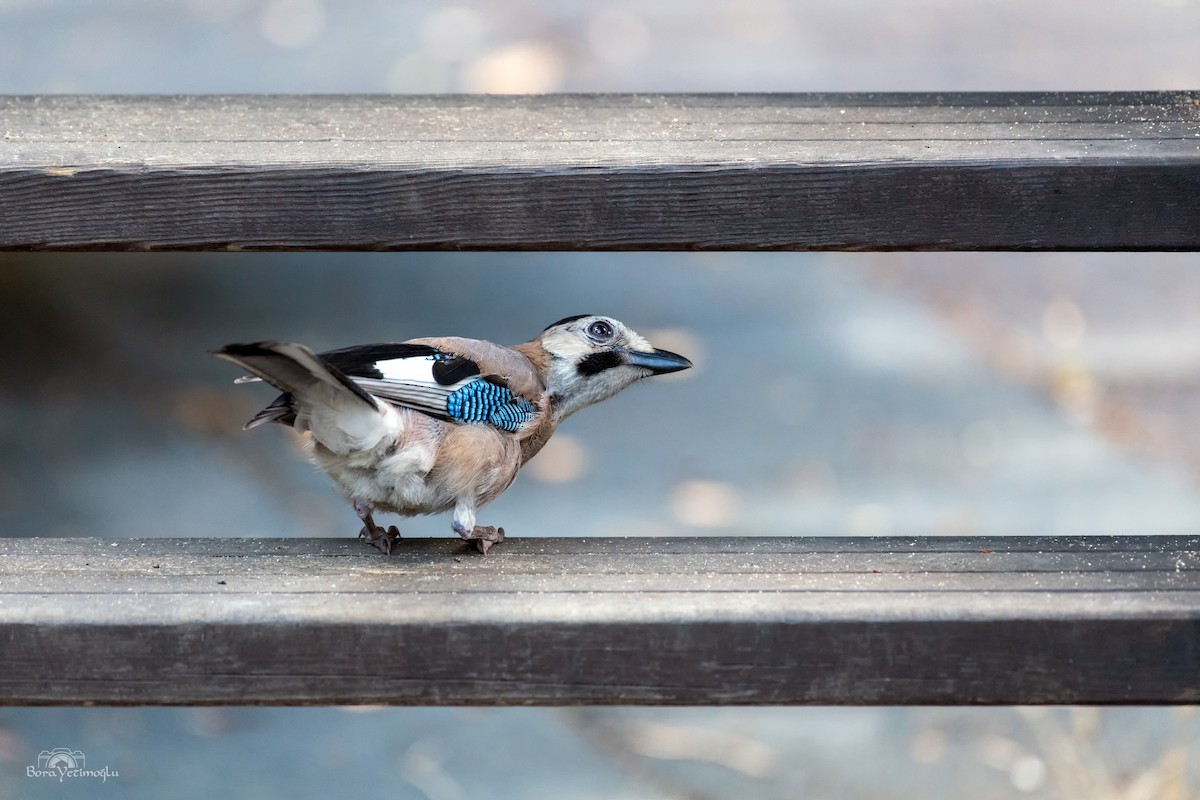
[2,93,1198,250]
[1,536,1198,705]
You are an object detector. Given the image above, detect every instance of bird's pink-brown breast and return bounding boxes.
[423,421,524,507]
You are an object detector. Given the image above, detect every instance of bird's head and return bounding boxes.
[535,314,692,420]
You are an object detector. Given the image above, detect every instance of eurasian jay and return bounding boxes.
[215,315,691,554]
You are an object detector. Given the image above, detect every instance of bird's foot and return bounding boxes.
[354,501,400,555]
[359,524,401,555]
[452,522,506,555]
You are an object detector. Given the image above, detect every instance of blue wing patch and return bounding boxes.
[446,380,536,432]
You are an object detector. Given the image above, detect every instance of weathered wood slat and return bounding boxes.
[2,536,1198,705]
[2,93,1197,251]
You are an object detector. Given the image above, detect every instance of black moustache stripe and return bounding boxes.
[577,351,622,377]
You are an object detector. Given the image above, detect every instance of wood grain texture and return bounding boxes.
[2,93,1198,250]
[2,536,1199,705]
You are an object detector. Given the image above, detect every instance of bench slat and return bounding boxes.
[2,93,1198,250]
[2,536,1197,705]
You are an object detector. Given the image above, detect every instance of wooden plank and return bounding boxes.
[1,536,1199,705]
[1,93,1197,251]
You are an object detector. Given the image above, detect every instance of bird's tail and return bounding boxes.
[214,342,379,410]
[215,342,390,453]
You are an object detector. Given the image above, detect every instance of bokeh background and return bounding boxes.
[3,1,1200,798]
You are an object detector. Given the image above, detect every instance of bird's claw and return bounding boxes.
[471,526,505,555]
[453,523,506,555]
[359,524,401,555]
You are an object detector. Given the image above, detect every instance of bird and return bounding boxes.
[214,315,692,555]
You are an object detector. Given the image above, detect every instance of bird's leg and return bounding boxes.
[355,498,382,541]
[354,499,400,555]
[452,503,505,555]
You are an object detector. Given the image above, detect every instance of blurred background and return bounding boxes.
[3,1,1200,798]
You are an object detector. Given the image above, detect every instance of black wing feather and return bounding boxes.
[319,343,441,379]
[431,356,481,385]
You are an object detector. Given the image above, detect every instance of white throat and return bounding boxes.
[546,357,639,421]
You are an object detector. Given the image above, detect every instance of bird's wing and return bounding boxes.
[239,340,540,433]
[235,339,543,433]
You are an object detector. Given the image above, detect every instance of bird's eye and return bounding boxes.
[586,320,615,341]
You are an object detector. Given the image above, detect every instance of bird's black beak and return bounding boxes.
[619,347,693,375]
